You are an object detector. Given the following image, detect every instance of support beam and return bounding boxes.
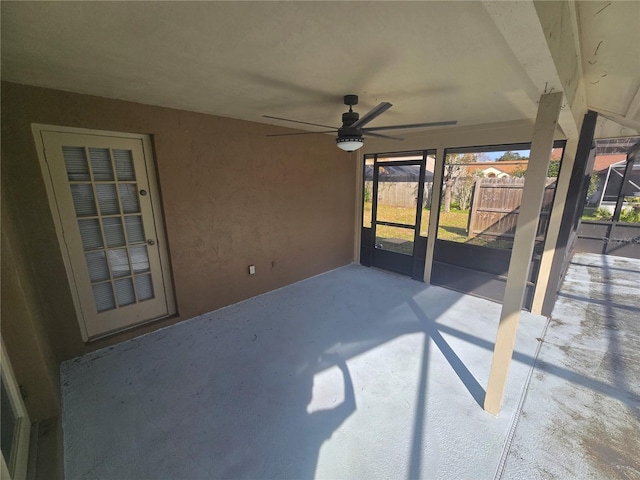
[530,135,579,314]
[423,147,445,284]
[482,0,586,138]
[537,110,598,316]
[484,92,563,415]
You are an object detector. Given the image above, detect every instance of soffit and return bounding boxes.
[577,1,640,123]
[2,1,637,138]
[1,1,537,132]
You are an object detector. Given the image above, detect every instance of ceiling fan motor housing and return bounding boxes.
[344,94,358,106]
[341,110,360,128]
[340,94,362,139]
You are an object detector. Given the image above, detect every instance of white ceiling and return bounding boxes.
[2,1,639,137]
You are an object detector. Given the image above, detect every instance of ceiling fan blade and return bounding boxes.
[365,120,458,132]
[263,115,337,130]
[350,102,393,129]
[363,131,404,141]
[266,130,336,137]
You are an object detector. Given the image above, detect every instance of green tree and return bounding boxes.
[455,171,484,211]
[586,174,599,202]
[547,161,560,178]
[496,151,527,162]
[442,153,476,213]
[512,166,527,177]
[510,161,560,178]
[364,184,371,203]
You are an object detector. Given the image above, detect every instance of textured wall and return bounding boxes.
[1,81,355,417]
[2,196,61,420]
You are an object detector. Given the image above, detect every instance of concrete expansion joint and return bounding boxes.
[493,315,552,480]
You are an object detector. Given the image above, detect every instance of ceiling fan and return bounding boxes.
[264,94,457,151]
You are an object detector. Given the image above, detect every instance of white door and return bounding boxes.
[34,126,175,339]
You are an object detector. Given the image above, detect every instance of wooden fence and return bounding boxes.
[467,177,556,239]
[365,181,434,208]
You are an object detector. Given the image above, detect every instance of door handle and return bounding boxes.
[147,239,156,246]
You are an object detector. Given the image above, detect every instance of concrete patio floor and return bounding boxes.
[62,264,547,479]
[500,252,640,480]
[60,253,640,479]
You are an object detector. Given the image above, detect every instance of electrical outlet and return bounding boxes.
[249,265,256,275]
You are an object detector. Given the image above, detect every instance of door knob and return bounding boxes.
[147,239,155,245]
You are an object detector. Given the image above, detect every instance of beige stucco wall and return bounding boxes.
[1,82,355,418]
[2,194,62,420]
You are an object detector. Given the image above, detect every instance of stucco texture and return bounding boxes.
[1,81,355,418]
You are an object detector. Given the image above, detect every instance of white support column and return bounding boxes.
[423,147,445,284]
[484,92,563,415]
[531,135,579,314]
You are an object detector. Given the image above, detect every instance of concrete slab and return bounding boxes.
[500,253,640,479]
[61,264,547,479]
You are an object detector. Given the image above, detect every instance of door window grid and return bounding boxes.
[64,146,154,312]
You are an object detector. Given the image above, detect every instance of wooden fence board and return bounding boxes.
[467,177,556,239]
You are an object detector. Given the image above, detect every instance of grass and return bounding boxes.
[363,202,515,251]
[581,206,598,221]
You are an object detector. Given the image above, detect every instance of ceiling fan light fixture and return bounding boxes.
[336,137,364,152]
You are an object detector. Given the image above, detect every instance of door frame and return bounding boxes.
[32,124,176,341]
[364,152,428,280]
[1,338,31,480]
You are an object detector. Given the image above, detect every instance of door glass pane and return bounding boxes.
[108,249,131,278]
[92,283,116,312]
[376,165,419,226]
[135,274,154,301]
[124,216,145,244]
[119,184,140,213]
[113,149,136,181]
[375,225,414,255]
[89,148,114,181]
[420,207,431,237]
[130,245,150,273]
[102,218,125,247]
[63,146,90,181]
[420,155,436,237]
[115,278,136,306]
[96,184,120,215]
[85,252,110,283]
[78,219,103,250]
[70,184,97,217]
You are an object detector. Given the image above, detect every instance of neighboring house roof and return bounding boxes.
[465,161,529,176]
[593,154,627,173]
[551,147,563,161]
[476,166,510,178]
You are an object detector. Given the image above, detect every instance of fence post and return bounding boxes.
[467,177,482,236]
